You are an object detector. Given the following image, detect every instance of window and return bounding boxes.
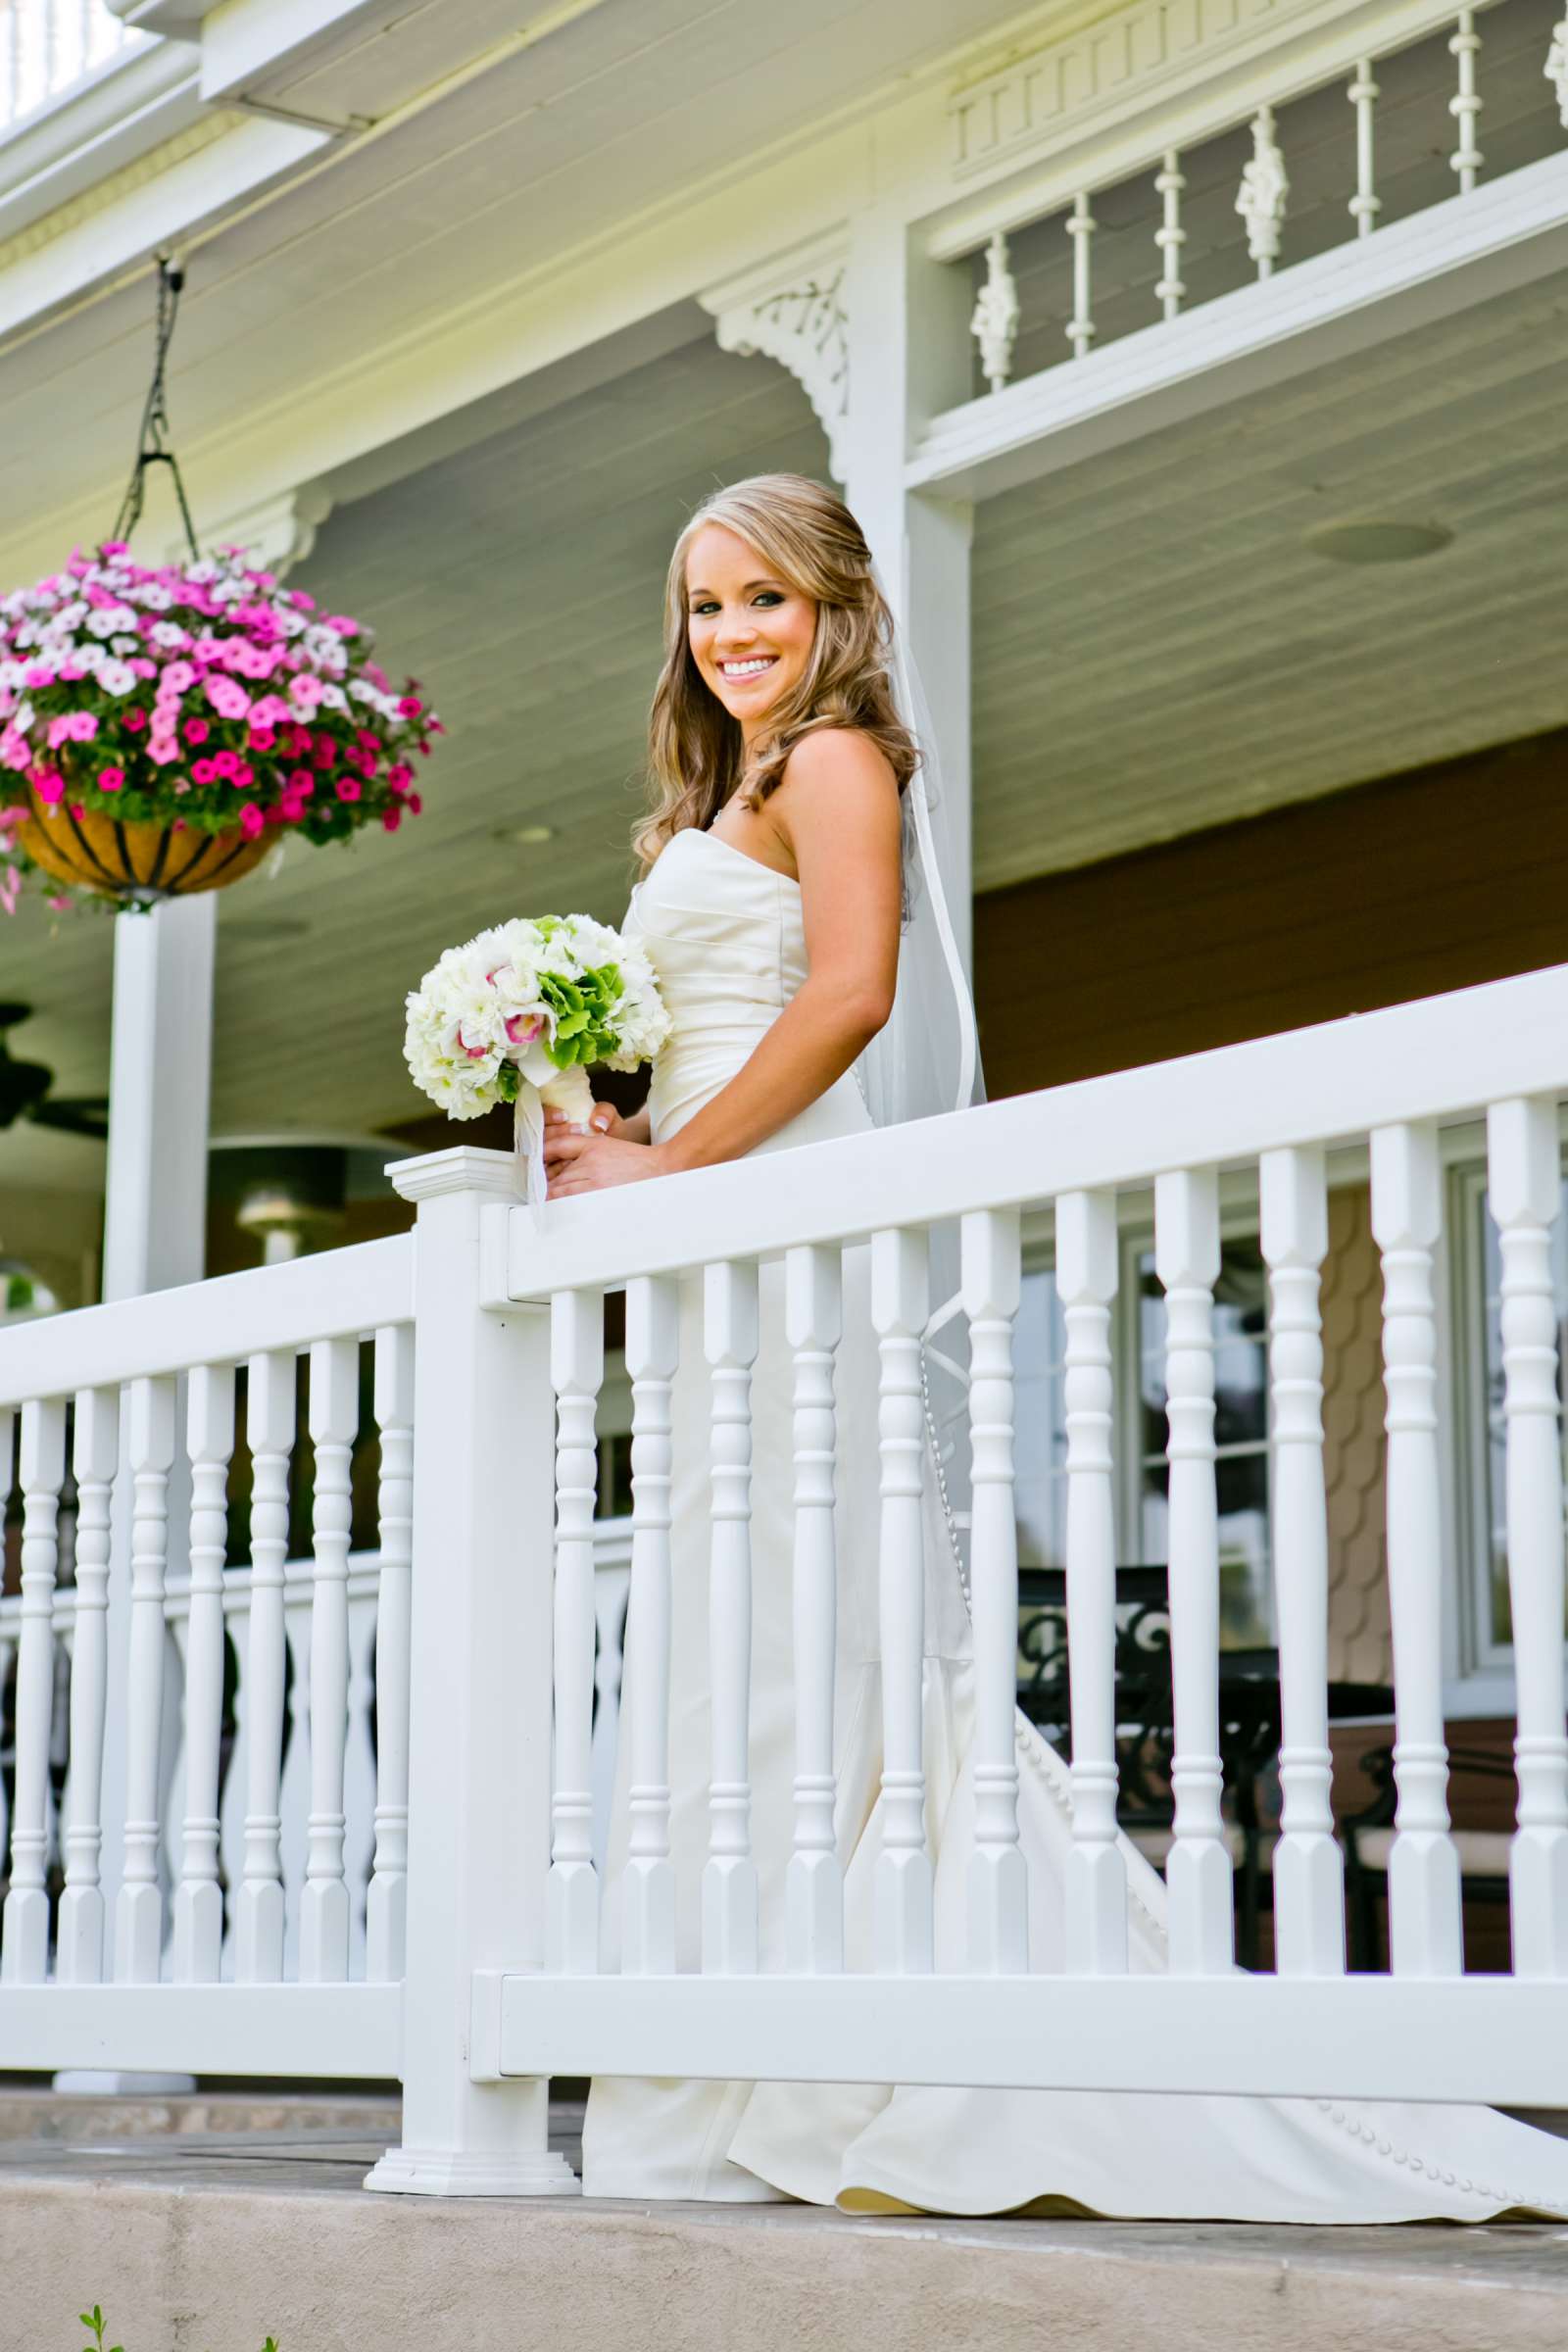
[1011,1226,1274,1646]
[1451,1160,1568,1676]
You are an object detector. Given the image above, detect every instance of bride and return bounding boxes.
[541,470,1568,2222]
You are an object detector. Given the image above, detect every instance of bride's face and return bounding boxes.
[684,523,816,736]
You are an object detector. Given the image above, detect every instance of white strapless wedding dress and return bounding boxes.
[579,823,1568,2221]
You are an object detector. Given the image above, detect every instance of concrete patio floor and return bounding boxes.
[3,2091,1568,2352]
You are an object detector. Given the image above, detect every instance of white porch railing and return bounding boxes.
[0,0,148,138]
[936,0,1568,410]
[1,963,1567,2189]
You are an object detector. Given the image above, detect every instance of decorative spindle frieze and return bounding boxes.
[1348,61,1381,237]
[1,1396,66,1984]
[236,1349,295,1984]
[961,1208,1028,1975]
[1486,1098,1568,1977]
[623,1273,680,1976]
[705,1258,760,1975]
[1548,12,1568,127]
[172,1364,234,1984]
[1449,9,1484,192]
[549,1288,604,1976]
[116,1373,175,1984]
[1154,1169,1234,1975]
[367,1323,415,1984]
[1057,1190,1128,1976]
[1236,105,1289,277]
[1260,1148,1346,1977]
[299,1336,358,1983]
[1065,192,1097,358]
[872,1226,935,1974]
[971,231,1020,395]
[785,1245,845,1975]
[56,1386,117,1984]
[1153,150,1187,319]
[1370,1120,1463,1976]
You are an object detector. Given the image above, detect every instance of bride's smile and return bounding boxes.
[684,520,816,745]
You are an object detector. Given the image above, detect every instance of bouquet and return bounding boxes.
[0,539,440,907]
[403,912,670,1202]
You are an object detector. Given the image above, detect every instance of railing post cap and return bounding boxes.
[386,1145,522,1205]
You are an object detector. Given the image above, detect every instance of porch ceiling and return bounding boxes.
[1,266,1563,1175]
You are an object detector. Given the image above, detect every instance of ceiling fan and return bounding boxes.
[0,1004,108,1140]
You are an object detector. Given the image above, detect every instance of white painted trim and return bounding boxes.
[908,151,1568,500]
[492,1972,1568,2104]
[198,0,400,106]
[0,1984,401,2076]
[0,42,197,246]
[0,108,331,343]
[931,0,1501,253]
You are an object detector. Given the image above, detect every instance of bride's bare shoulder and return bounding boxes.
[776,724,898,804]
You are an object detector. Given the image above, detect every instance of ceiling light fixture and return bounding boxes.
[499,822,557,845]
[1303,518,1453,564]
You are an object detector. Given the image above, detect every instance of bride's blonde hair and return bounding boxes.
[633,472,919,872]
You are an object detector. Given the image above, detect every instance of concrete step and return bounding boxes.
[2,2105,1568,2352]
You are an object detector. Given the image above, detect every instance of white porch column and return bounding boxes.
[367,1148,574,2196]
[703,215,976,972]
[843,209,975,975]
[101,895,216,1302]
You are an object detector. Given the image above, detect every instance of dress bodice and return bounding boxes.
[623,826,871,1151]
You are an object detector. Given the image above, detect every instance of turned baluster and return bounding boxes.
[872,1227,934,1975]
[172,1364,234,1982]
[1371,1120,1463,1975]
[57,1386,117,1984]
[621,1273,679,1974]
[786,1244,844,1974]
[1487,1098,1568,1976]
[1156,1170,1233,1974]
[549,1288,604,1975]
[1,1396,67,1984]
[1261,1148,1346,1976]
[704,1259,760,1975]
[367,1323,415,1984]
[236,1350,295,1983]
[1058,1190,1128,1976]
[962,1208,1028,1973]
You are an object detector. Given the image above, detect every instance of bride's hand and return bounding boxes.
[545,1127,666,1198]
[542,1099,622,1175]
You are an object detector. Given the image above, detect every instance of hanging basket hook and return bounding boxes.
[110,250,201,563]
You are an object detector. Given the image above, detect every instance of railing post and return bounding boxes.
[367,1147,575,2198]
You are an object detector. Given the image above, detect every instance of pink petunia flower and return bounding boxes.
[248,725,276,753]
[398,695,422,718]
[183,718,210,745]
[335,776,362,803]
[211,750,240,780]
[33,769,65,803]
[98,766,125,792]
[387,761,414,792]
[190,758,219,786]
[122,708,148,733]
[381,807,402,832]
[238,801,265,839]
[407,792,422,815]
[146,737,180,765]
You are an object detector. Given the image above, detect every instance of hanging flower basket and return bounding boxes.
[15,782,272,901]
[0,541,442,912]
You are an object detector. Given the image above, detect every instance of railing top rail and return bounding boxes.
[0,1232,413,1410]
[504,960,1568,1297]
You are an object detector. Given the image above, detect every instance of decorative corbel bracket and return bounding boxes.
[699,230,852,481]
[157,483,333,577]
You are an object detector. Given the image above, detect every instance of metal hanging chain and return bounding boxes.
[110,253,201,562]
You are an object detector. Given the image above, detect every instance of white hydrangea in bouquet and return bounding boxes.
[404,911,669,1202]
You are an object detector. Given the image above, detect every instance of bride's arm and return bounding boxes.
[546,732,901,1196]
